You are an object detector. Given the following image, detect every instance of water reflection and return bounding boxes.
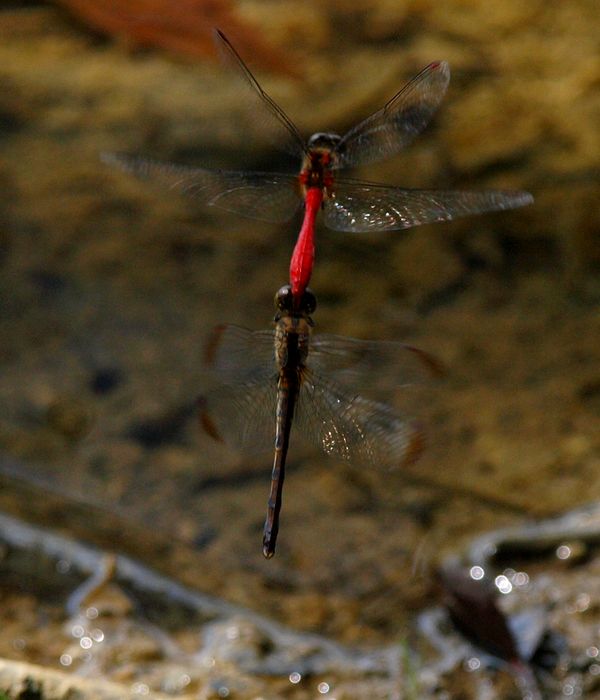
[1,500,600,697]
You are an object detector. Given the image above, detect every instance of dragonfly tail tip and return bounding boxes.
[262,545,275,559]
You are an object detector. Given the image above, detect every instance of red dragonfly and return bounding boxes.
[103,31,533,301]
[200,284,442,558]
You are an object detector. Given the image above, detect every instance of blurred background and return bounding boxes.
[0,1,599,697]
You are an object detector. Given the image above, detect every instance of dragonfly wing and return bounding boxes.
[214,30,307,160]
[102,153,302,223]
[200,324,277,453]
[333,61,450,169]
[200,381,277,454]
[295,369,424,470]
[322,180,534,232]
[204,325,276,387]
[309,333,443,397]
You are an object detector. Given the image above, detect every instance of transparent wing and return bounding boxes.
[199,381,277,455]
[322,179,534,232]
[199,324,277,453]
[102,153,302,223]
[309,333,443,397]
[214,29,307,160]
[200,326,439,465]
[204,325,277,387]
[333,61,450,169]
[296,368,424,470]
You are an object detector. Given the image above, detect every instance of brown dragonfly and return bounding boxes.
[200,285,442,558]
[103,30,533,300]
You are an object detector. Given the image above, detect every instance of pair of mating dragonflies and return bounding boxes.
[105,31,532,557]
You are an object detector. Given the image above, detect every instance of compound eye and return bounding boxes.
[302,289,317,314]
[275,284,293,311]
[307,132,341,150]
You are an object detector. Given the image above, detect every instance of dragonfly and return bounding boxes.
[103,30,533,302]
[199,284,442,558]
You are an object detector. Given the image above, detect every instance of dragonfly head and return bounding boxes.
[307,132,341,151]
[275,284,316,319]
